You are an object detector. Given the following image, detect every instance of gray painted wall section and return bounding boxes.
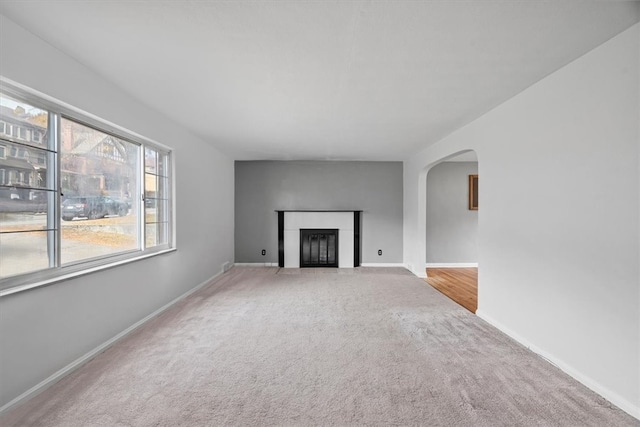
[235,161,403,264]
[426,162,478,263]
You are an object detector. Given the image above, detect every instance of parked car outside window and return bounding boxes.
[61,196,129,221]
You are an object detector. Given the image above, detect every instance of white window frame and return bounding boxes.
[0,145,5,159]
[0,80,175,296]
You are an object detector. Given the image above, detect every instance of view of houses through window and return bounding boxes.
[0,96,53,277]
[0,88,172,284]
[59,118,139,265]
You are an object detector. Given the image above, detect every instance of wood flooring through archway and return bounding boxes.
[425,267,478,313]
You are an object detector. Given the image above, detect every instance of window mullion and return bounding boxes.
[46,112,59,268]
[140,144,146,250]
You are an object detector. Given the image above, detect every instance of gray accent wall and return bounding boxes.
[235,161,403,264]
[426,162,478,263]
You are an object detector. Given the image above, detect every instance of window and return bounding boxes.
[34,151,46,164]
[144,147,170,247]
[0,85,173,291]
[60,118,139,264]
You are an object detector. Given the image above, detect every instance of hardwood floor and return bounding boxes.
[425,267,478,313]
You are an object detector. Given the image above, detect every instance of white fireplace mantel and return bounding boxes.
[276,210,362,268]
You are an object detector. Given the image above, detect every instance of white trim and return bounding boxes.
[476,310,640,421]
[425,263,478,268]
[407,265,427,278]
[233,262,279,267]
[0,268,227,416]
[360,263,408,268]
[284,212,354,268]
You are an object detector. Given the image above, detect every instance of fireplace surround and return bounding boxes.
[276,210,362,268]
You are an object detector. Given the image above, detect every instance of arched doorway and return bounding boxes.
[424,150,478,313]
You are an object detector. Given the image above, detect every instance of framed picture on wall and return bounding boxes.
[469,175,478,210]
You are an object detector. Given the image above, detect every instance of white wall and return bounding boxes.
[404,23,639,417]
[0,15,235,409]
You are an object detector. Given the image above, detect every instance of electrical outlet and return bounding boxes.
[261,249,266,256]
[378,249,382,256]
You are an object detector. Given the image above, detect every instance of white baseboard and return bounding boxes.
[0,268,227,416]
[426,263,478,268]
[475,309,640,421]
[233,262,279,267]
[360,263,408,268]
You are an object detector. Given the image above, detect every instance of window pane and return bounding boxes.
[60,118,139,264]
[157,198,168,223]
[0,190,52,232]
[145,199,168,223]
[0,230,49,277]
[145,223,157,248]
[144,173,158,199]
[0,93,49,149]
[158,176,168,200]
[158,152,168,177]
[145,222,168,248]
[0,147,51,190]
[144,175,168,201]
[145,198,158,223]
[144,147,157,173]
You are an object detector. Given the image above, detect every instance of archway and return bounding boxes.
[423,150,479,313]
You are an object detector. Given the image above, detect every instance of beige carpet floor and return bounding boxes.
[1,267,637,426]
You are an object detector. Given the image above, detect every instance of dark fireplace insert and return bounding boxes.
[300,229,338,267]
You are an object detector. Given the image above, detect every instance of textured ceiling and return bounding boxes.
[1,1,638,160]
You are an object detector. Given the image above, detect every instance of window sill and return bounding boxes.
[0,247,176,298]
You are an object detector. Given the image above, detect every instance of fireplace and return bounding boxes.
[276,210,361,268]
[300,229,338,267]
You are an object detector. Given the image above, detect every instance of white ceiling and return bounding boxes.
[1,1,638,161]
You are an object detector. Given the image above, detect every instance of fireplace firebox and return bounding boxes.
[300,229,338,267]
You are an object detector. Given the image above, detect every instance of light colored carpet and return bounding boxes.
[2,267,637,426]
